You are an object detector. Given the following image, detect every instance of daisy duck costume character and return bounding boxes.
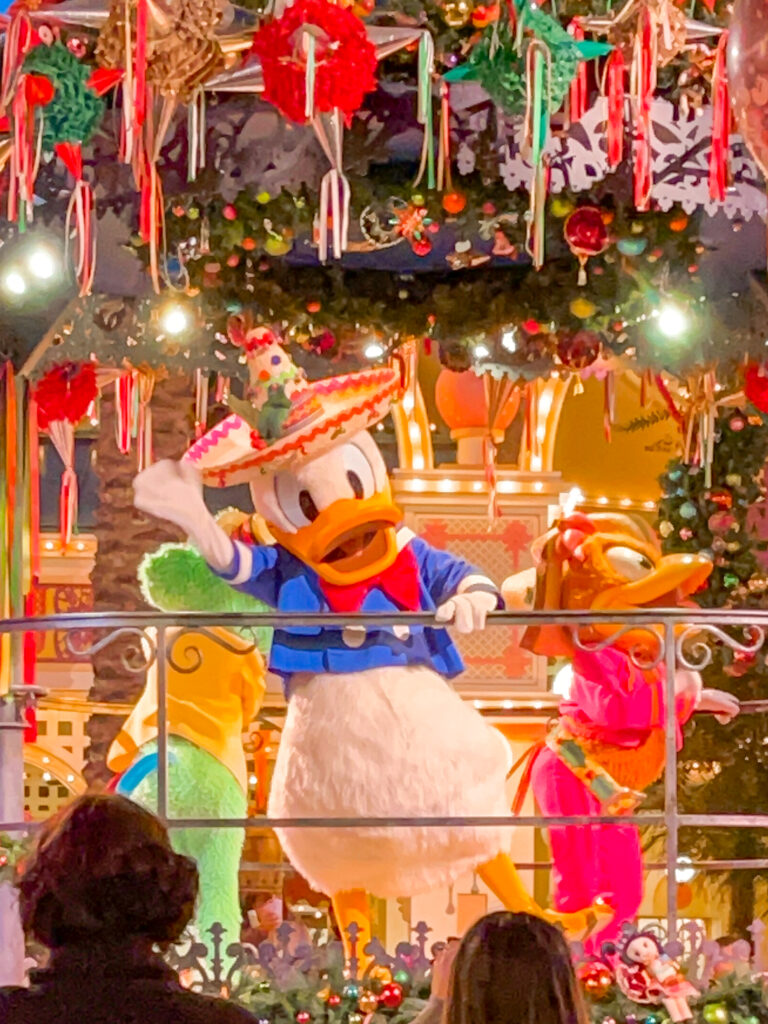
[133,315,610,961]
[610,923,698,1022]
[503,512,739,951]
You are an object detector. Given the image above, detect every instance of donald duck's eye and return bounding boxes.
[341,444,375,500]
[605,545,655,581]
[274,473,319,529]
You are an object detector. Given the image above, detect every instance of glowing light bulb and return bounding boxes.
[473,343,490,360]
[675,856,695,883]
[364,341,385,360]
[408,423,421,441]
[67,774,75,783]
[656,303,688,339]
[160,304,191,336]
[534,481,544,492]
[43,771,51,781]
[412,454,425,470]
[552,664,573,698]
[27,247,57,280]
[538,391,553,418]
[3,270,26,295]
[501,327,518,352]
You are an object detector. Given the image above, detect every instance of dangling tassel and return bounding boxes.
[57,142,95,296]
[631,6,656,212]
[9,75,40,229]
[194,368,209,439]
[567,18,587,124]
[524,41,552,269]
[483,436,501,521]
[413,32,435,190]
[186,87,206,182]
[709,31,730,202]
[48,420,77,546]
[1,10,33,109]
[138,154,164,292]
[115,372,136,455]
[314,110,350,261]
[605,48,625,168]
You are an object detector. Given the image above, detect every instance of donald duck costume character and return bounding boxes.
[133,315,610,959]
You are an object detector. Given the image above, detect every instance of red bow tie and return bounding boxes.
[319,545,420,614]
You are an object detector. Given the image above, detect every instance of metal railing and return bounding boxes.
[1,606,766,940]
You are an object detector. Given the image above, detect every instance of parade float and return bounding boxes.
[2,0,768,1017]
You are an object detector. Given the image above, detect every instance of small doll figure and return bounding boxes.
[611,924,698,1022]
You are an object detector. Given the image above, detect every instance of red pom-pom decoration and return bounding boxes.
[251,0,378,125]
[33,361,97,429]
[745,363,768,413]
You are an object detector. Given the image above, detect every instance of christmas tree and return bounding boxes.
[656,406,768,932]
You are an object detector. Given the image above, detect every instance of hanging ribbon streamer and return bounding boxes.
[604,48,625,168]
[303,28,317,121]
[524,40,552,269]
[567,19,587,124]
[136,367,157,472]
[709,31,730,202]
[138,153,164,292]
[186,87,207,182]
[1,11,33,109]
[413,32,435,190]
[250,729,272,813]
[115,371,137,455]
[631,6,657,211]
[314,109,350,261]
[8,75,42,230]
[194,368,209,439]
[437,80,453,192]
[0,368,9,696]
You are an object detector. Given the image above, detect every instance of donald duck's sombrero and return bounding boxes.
[185,314,403,487]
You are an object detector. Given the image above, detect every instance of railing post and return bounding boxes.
[0,695,26,986]
[664,619,679,941]
[156,626,168,822]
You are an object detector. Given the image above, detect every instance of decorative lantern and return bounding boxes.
[435,368,520,466]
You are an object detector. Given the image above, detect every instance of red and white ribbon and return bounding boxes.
[115,371,137,455]
[709,31,730,202]
[47,419,77,546]
[631,6,656,211]
[604,48,625,168]
[314,109,350,261]
[567,18,587,124]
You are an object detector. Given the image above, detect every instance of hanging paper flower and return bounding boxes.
[251,0,378,125]
[22,42,106,147]
[745,363,768,413]
[34,362,98,545]
[34,362,97,429]
[564,206,609,284]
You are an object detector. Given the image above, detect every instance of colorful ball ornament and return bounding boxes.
[679,501,698,520]
[348,1015,363,1024]
[327,994,342,1008]
[358,993,379,1014]
[556,329,600,370]
[343,983,361,1001]
[617,236,647,256]
[570,297,597,320]
[441,0,472,26]
[703,1004,729,1024]
[442,191,467,215]
[550,196,575,218]
[265,235,293,257]
[378,983,404,1009]
[709,488,733,510]
[577,961,613,1001]
[564,206,609,285]
[392,969,412,988]
[729,414,746,432]
[296,1012,311,1024]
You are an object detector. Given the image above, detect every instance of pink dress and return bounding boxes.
[530,647,695,950]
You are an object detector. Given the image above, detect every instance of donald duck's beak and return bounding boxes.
[269,490,403,586]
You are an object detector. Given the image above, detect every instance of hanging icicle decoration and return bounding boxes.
[631,5,657,211]
[315,109,350,262]
[604,47,625,168]
[187,87,207,182]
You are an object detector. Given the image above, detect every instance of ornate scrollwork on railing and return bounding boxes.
[570,624,666,670]
[167,627,259,675]
[64,626,157,674]
[675,625,765,671]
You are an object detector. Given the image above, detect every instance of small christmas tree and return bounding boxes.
[656,405,768,932]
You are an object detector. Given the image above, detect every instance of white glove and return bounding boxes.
[435,590,498,634]
[133,459,234,573]
[697,688,740,724]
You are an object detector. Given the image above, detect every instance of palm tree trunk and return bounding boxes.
[85,373,193,786]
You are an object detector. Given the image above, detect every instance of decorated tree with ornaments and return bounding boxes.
[656,403,768,932]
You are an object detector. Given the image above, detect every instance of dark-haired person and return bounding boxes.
[414,912,588,1024]
[0,794,257,1024]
